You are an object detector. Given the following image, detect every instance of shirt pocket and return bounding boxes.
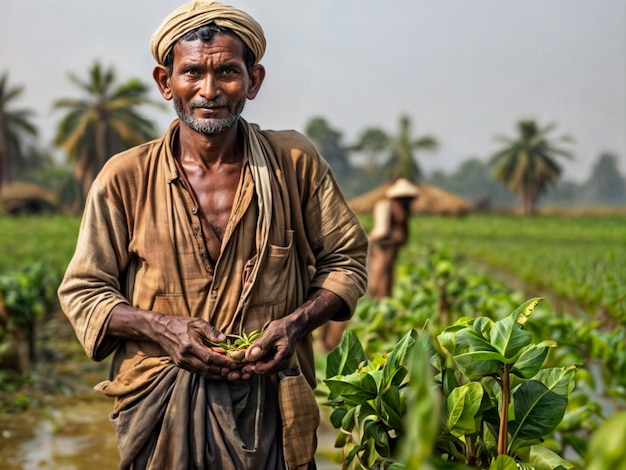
[151,293,190,317]
[247,230,295,310]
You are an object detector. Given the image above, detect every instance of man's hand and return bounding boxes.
[240,316,297,377]
[153,314,243,380]
[241,289,350,377]
[106,304,242,380]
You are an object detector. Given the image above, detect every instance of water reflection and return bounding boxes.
[0,397,118,470]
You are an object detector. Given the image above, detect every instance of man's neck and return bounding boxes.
[176,121,243,166]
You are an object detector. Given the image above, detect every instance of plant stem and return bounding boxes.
[497,364,511,455]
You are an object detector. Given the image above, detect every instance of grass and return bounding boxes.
[0,215,81,273]
[404,213,626,321]
[1,212,623,321]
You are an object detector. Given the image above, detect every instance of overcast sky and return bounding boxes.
[1,0,624,182]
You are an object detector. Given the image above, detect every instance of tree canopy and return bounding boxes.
[0,72,38,190]
[53,62,164,208]
[490,119,574,214]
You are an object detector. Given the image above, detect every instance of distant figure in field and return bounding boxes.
[317,178,418,352]
[366,178,419,298]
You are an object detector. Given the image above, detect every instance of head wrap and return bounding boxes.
[150,0,266,65]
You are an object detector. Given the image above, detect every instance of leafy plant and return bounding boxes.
[324,330,418,469]
[0,261,60,363]
[436,297,577,468]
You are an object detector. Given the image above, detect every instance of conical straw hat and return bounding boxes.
[385,178,420,199]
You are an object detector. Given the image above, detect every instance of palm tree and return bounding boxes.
[304,117,352,185]
[350,127,390,170]
[490,119,573,215]
[0,72,38,191]
[53,62,164,207]
[386,114,438,183]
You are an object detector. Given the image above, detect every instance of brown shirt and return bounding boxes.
[58,120,368,403]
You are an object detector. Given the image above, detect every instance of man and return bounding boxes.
[366,178,419,298]
[57,2,368,469]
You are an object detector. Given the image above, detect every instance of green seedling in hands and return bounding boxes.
[203,330,263,362]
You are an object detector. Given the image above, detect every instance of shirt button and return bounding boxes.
[194,225,201,232]
[191,207,198,214]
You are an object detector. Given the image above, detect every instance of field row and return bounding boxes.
[402,214,626,322]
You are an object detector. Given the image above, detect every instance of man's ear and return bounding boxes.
[153,65,172,101]
[247,64,265,100]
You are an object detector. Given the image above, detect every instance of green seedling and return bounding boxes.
[203,330,263,362]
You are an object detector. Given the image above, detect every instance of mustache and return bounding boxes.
[189,97,231,109]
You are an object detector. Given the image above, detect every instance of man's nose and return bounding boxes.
[199,74,219,100]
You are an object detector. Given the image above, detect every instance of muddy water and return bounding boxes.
[0,395,340,469]
[0,396,119,469]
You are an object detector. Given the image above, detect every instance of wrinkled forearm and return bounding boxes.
[288,288,349,342]
[106,303,166,343]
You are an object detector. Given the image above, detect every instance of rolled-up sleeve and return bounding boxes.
[58,180,130,361]
[306,173,368,314]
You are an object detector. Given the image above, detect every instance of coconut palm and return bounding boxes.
[350,127,390,170]
[490,119,573,215]
[305,117,352,185]
[53,61,164,207]
[0,72,38,190]
[386,114,438,183]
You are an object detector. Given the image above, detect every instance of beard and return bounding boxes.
[173,96,245,136]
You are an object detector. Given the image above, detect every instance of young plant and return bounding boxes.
[436,297,577,468]
[203,330,262,362]
[324,330,418,469]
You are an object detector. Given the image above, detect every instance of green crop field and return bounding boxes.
[1,213,624,322]
[402,214,626,322]
[0,215,82,273]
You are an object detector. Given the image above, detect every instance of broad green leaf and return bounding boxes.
[340,406,356,432]
[456,326,498,353]
[326,331,366,378]
[490,298,540,359]
[383,330,417,388]
[532,366,576,395]
[511,341,556,378]
[329,408,346,429]
[529,445,576,470]
[381,385,405,420]
[324,371,378,405]
[473,316,494,340]
[443,382,484,438]
[437,320,473,355]
[452,352,502,380]
[489,455,518,470]
[508,380,568,451]
[441,367,460,397]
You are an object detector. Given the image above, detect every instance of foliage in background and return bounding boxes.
[489,119,574,215]
[53,61,164,209]
[0,215,81,273]
[407,215,626,323]
[0,261,60,360]
[0,72,38,189]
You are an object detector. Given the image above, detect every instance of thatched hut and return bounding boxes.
[349,182,474,216]
[0,182,59,214]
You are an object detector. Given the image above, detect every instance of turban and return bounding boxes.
[150,0,266,65]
